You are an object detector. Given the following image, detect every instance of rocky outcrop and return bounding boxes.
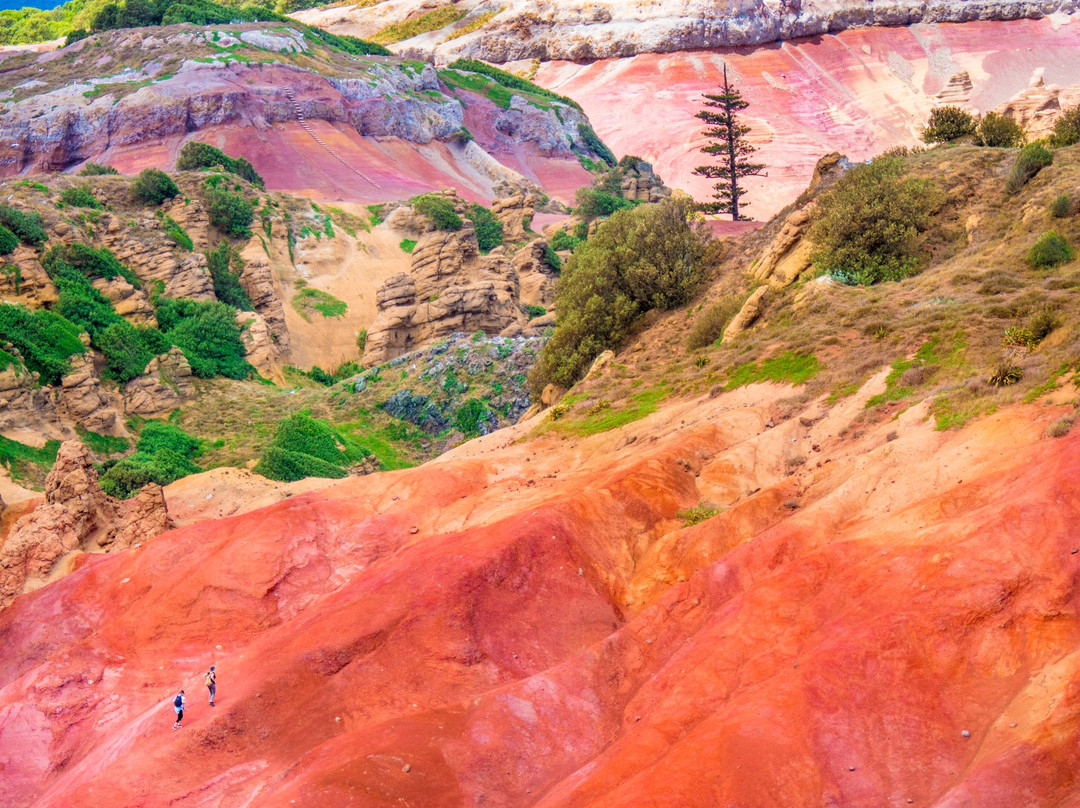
[619,159,671,203]
[238,311,281,379]
[514,238,557,309]
[0,441,170,609]
[56,354,122,436]
[123,347,195,418]
[365,224,526,363]
[0,358,63,438]
[722,285,768,343]
[752,205,815,289]
[239,239,290,354]
[492,192,538,241]
[992,71,1080,139]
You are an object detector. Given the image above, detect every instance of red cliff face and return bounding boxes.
[2,381,1079,807]
[535,17,1080,218]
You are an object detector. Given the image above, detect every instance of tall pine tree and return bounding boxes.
[693,64,766,220]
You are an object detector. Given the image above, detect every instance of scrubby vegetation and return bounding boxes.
[99,421,202,499]
[80,162,118,176]
[1048,105,1080,148]
[412,194,463,231]
[1028,231,1073,269]
[530,197,710,394]
[1005,143,1052,195]
[975,112,1025,148]
[254,412,369,482]
[206,186,255,238]
[206,242,253,310]
[0,304,85,384]
[465,204,503,253]
[921,106,976,144]
[687,294,745,349]
[809,154,944,285]
[177,142,265,189]
[291,287,347,320]
[0,205,48,246]
[131,168,180,205]
[155,297,252,378]
[59,185,102,210]
[446,58,581,111]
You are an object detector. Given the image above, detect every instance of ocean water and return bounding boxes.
[0,0,66,10]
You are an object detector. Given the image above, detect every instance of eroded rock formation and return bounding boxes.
[0,441,170,608]
[123,347,195,418]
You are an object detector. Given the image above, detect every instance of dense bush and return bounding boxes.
[161,214,193,251]
[412,194,463,231]
[254,412,368,482]
[453,398,494,436]
[975,112,1024,148]
[577,123,616,166]
[1005,142,1053,194]
[60,185,102,209]
[131,168,179,205]
[43,242,140,287]
[157,297,251,379]
[79,162,118,176]
[543,244,562,272]
[206,242,253,310]
[1028,231,1074,268]
[575,187,636,218]
[54,281,122,340]
[1050,194,1074,218]
[0,205,46,247]
[549,229,583,252]
[98,321,153,383]
[206,187,254,238]
[808,155,943,285]
[529,197,709,394]
[177,141,265,188]
[465,204,503,252]
[0,304,84,384]
[98,421,202,499]
[0,225,18,255]
[1049,105,1080,148]
[920,106,976,143]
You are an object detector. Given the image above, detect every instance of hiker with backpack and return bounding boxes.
[205,665,216,706]
[172,690,186,730]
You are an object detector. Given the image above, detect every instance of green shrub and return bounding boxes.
[177,141,265,188]
[921,106,976,144]
[291,287,346,319]
[0,304,84,384]
[1049,105,1080,148]
[54,281,122,340]
[135,324,171,356]
[577,123,616,166]
[399,238,417,253]
[0,205,47,246]
[530,197,708,394]
[161,214,193,250]
[206,187,254,238]
[1005,142,1053,194]
[1028,231,1073,268]
[465,204,504,252]
[43,243,141,288]
[412,194,463,230]
[98,321,153,382]
[1050,195,1074,218]
[543,244,562,272]
[60,185,101,209]
[254,412,367,482]
[206,242,253,310]
[131,168,179,205]
[0,225,18,255]
[975,112,1024,148]
[156,297,251,379]
[549,229,582,252]
[453,398,493,436]
[575,187,635,218]
[137,420,201,459]
[809,155,943,285]
[79,162,118,176]
[99,447,202,498]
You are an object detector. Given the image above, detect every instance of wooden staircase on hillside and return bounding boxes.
[284,88,381,190]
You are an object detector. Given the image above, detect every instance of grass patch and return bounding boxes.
[76,426,130,455]
[291,287,347,320]
[399,238,417,253]
[372,6,466,44]
[726,351,820,390]
[0,435,60,487]
[554,385,669,436]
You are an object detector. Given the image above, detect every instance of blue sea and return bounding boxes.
[0,0,67,10]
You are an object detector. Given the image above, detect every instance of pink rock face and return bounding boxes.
[535,18,1080,219]
[3,390,1080,807]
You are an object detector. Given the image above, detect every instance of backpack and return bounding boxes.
[204,673,214,687]
[174,694,183,708]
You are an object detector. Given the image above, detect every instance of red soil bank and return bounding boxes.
[536,18,1080,220]
[3,386,1080,806]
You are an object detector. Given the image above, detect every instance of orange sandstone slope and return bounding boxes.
[2,374,1080,807]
